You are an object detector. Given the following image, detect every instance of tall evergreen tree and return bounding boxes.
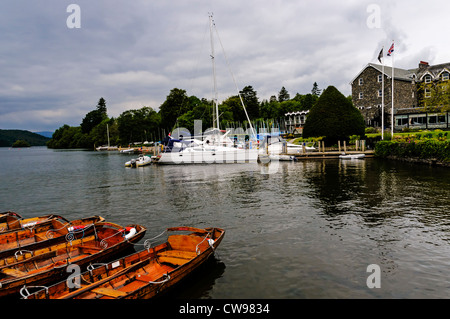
[80,98,108,134]
[311,82,322,97]
[239,86,260,120]
[278,86,290,102]
[303,86,365,145]
[159,88,190,131]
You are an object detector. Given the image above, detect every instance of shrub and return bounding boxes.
[303,86,365,146]
[375,139,450,163]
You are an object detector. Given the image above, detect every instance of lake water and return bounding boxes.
[0,146,449,299]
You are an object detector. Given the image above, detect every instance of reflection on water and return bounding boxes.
[0,147,449,298]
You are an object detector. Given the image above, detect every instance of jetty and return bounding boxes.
[286,140,375,160]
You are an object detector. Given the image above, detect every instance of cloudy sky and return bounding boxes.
[1,0,449,132]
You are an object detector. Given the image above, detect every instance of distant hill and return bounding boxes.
[0,129,50,147]
[35,131,54,138]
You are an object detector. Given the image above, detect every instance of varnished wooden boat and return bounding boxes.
[21,226,224,299]
[0,211,25,232]
[0,222,146,298]
[0,212,103,234]
[0,215,105,260]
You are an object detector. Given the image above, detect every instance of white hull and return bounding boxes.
[156,147,258,164]
[339,154,365,159]
[125,155,152,167]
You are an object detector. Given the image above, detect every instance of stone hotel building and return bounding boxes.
[351,61,450,130]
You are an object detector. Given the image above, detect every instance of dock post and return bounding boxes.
[338,141,341,152]
[344,141,347,152]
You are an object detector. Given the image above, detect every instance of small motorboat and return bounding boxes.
[125,155,151,168]
[339,153,365,159]
[119,148,136,154]
[21,226,224,300]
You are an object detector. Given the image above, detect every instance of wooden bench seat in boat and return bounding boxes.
[157,250,197,266]
[1,267,27,278]
[91,287,127,298]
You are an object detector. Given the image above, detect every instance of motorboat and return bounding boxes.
[125,155,151,168]
[339,153,366,159]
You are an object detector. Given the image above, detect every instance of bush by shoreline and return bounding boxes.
[375,139,450,167]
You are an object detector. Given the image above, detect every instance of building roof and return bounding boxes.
[414,62,450,80]
[350,63,415,84]
[350,61,450,85]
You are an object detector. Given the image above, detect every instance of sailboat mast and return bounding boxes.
[107,124,110,148]
[209,13,220,130]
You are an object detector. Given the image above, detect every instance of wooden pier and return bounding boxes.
[292,150,375,160]
[285,140,375,160]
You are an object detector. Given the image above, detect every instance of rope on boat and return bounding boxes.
[140,229,168,250]
[195,232,215,255]
[14,250,33,261]
[45,222,95,242]
[144,273,170,285]
[22,215,54,232]
[20,285,48,299]
[87,263,107,272]
[99,226,137,249]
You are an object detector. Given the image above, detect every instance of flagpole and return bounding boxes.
[381,47,385,140]
[391,40,394,139]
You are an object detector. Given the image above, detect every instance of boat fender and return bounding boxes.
[21,221,38,228]
[120,227,137,239]
[208,238,215,246]
[67,225,85,232]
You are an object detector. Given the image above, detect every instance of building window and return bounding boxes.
[442,72,449,81]
[378,90,383,97]
[424,75,432,83]
[425,88,431,98]
[377,75,383,82]
[359,78,363,85]
[359,92,363,99]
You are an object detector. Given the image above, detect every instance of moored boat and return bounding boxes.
[21,226,224,299]
[125,155,152,168]
[339,153,366,159]
[0,212,24,232]
[0,221,146,298]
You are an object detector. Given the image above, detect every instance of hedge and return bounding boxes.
[375,139,450,163]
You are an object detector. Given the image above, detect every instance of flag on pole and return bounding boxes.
[387,42,394,56]
[378,48,383,63]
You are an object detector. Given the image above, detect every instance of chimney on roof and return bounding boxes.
[419,61,429,70]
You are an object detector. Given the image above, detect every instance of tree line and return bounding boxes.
[47,83,323,149]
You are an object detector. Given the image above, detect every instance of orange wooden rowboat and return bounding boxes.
[0,212,73,233]
[0,212,25,232]
[21,226,224,299]
[0,222,146,298]
[0,215,105,260]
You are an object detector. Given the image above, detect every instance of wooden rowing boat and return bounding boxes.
[0,212,103,234]
[0,215,105,260]
[0,211,25,232]
[21,226,224,299]
[0,221,146,298]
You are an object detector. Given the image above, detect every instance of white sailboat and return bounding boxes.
[156,14,258,164]
[96,124,118,151]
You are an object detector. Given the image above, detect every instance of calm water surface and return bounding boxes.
[0,147,449,299]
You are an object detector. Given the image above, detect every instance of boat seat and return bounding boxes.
[157,250,197,266]
[158,250,197,260]
[1,267,27,278]
[91,287,128,298]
